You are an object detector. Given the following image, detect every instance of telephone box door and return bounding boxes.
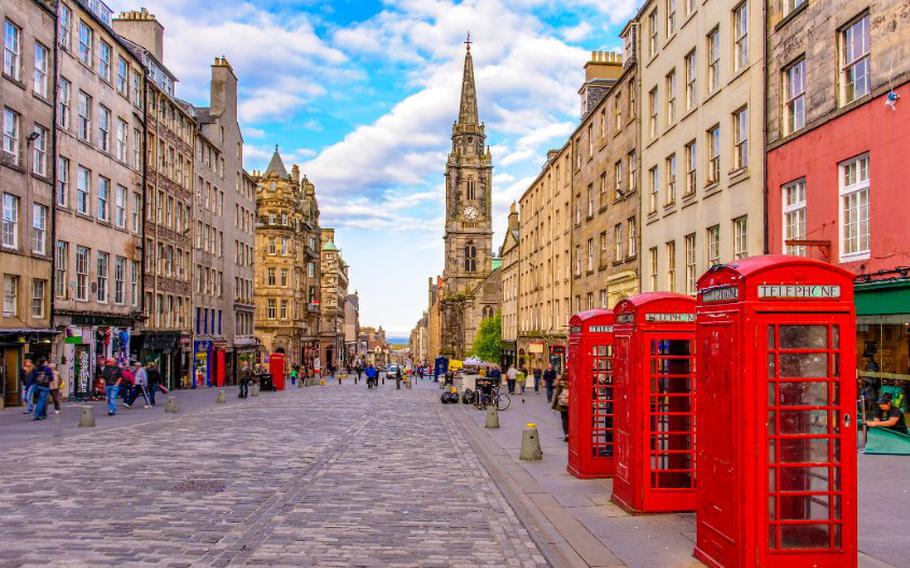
[761,315,856,565]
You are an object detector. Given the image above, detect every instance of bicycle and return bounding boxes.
[477,385,511,411]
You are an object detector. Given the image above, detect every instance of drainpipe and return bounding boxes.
[762,0,770,255]
[50,0,60,334]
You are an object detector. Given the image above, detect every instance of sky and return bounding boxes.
[110,0,640,336]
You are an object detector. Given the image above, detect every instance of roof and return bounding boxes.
[569,309,614,324]
[265,147,289,178]
[615,292,696,311]
[697,254,853,286]
[491,258,502,271]
[322,241,339,251]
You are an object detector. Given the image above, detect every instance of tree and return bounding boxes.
[471,311,502,363]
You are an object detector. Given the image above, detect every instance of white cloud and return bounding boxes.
[561,21,593,42]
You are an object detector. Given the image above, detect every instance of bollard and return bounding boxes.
[251,383,260,397]
[165,396,178,414]
[406,380,412,390]
[78,405,95,427]
[298,379,304,388]
[320,378,326,386]
[520,422,543,461]
[485,406,500,428]
[216,389,225,404]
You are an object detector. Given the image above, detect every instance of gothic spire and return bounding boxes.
[265,145,289,178]
[457,33,479,126]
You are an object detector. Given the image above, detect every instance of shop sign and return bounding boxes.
[701,286,739,304]
[64,336,83,344]
[758,284,841,299]
[570,325,582,334]
[588,325,614,333]
[529,343,544,354]
[616,314,634,324]
[645,313,696,323]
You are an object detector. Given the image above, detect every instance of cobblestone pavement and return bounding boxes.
[0,382,549,568]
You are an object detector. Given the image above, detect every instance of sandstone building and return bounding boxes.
[498,204,519,367]
[319,228,349,371]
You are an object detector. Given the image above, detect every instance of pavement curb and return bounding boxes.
[452,405,626,568]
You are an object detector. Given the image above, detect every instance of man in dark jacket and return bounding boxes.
[146,362,161,406]
[30,357,54,421]
[102,359,123,415]
[395,366,402,390]
[543,365,557,402]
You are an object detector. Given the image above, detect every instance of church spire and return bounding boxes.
[457,32,479,126]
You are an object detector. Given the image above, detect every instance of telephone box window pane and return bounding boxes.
[768,325,776,349]
[779,495,830,520]
[779,466,830,492]
[780,353,828,378]
[768,353,776,378]
[779,410,830,435]
[780,438,829,463]
[768,411,776,434]
[832,325,839,348]
[652,339,692,355]
[780,524,830,549]
[779,381,829,406]
[779,325,828,349]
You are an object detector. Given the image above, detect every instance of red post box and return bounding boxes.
[269,352,286,391]
[612,292,697,514]
[568,309,616,479]
[694,255,856,568]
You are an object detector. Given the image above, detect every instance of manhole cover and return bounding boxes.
[170,480,226,493]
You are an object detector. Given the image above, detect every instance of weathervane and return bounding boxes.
[465,31,471,52]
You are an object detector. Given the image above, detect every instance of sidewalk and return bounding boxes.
[454,385,902,568]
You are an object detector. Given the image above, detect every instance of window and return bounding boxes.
[685,50,697,110]
[2,193,18,248]
[614,93,622,130]
[628,217,637,257]
[666,241,677,292]
[840,154,870,259]
[2,107,18,161]
[784,0,806,15]
[58,78,71,128]
[666,0,677,36]
[3,20,20,80]
[32,203,46,254]
[280,299,288,320]
[733,107,748,170]
[649,166,659,213]
[132,128,141,169]
[648,87,658,139]
[280,237,289,256]
[666,70,676,124]
[280,268,289,287]
[267,267,276,286]
[587,124,594,157]
[649,248,658,291]
[614,224,623,262]
[59,4,72,50]
[114,185,126,228]
[614,160,623,199]
[55,241,67,298]
[268,237,276,255]
[2,275,17,317]
[587,184,594,217]
[130,260,139,306]
[99,41,111,81]
[307,261,315,278]
[684,141,697,196]
[33,42,48,97]
[707,125,720,184]
[733,216,748,259]
[78,21,92,66]
[733,2,748,72]
[587,238,594,271]
[117,57,128,94]
[665,154,677,205]
[97,177,109,221]
[706,225,720,267]
[685,233,696,294]
[466,178,476,200]
[75,246,89,301]
[599,231,608,265]
[131,192,141,233]
[707,28,719,93]
[648,10,658,57]
[77,166,90,215]
[784,58,806,134]
[628,150,637,192]
[116,119,127,161]
[99,106,110,152]
[464,242,477,271]
[96,251,109,303]
[114,256,125,304]
[782,179,807,255]
[32,125,47,175]
[840,14,870,104]
[77,92,91,141]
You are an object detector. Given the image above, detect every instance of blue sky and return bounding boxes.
[111,0,639,336]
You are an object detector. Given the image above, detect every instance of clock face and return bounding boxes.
[463,206,479,220]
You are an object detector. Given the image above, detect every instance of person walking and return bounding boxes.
[120,363,136,409]
[238,360,251,398]
[543,365,557,402]
[102,359,123,416]
[30,357,54,421]
[20,356,35,414]
[506,365,517,395]
[533,367,542,394]
[146,362,162,406]
[552,372,570,441]
[48,363,63,414]
[126,362,150,408]
[395,366,402,390]
[290,365,299,386]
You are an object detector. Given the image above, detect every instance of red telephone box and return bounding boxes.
[269,352,286,391]
[567,309,616,478]
[694,255,856,568]
[612,292,696,514]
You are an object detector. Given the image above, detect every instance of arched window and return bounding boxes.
[466,177,476,200]
[464,241,477,272]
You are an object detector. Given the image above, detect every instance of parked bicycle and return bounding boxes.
[476,384,511,411]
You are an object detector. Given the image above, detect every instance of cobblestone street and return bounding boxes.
[0,382,548,568]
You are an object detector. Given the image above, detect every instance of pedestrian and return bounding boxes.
[533,367,542,394]
[355,365,362,385]
[290,365,299,386]
[20,356,35,414]
[48,363,63,414]
[237,360,251,398]
[127,361,150,408]
[146,362,161,406]
[866,393,908,433]
[120,363,136,409]
[102,359,123,416]
[552,371,570,441]
[488,365,501,391]
[506,365,517,394]
[365,364,377,389]
[30,357,54,421]
[543,365,557,402]
[395,365,402,390]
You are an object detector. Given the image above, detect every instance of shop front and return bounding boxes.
[137,331,187,391]
[55,315,138,401]
[0,330,56,407]
[501,341,517,368]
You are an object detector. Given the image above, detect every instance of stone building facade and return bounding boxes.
[569,49,640,314]
[499,203,519,367]
[343,292,360,364]
[0,0,56,405]
[638,0,765,295]
[319,228,349,371]
[113,9,195,388]
[53,0,145,397]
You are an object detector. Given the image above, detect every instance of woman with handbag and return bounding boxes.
[551,372,570,442]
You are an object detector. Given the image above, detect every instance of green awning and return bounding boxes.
[855,279,910,316]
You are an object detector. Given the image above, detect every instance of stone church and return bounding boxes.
[438,38,501,359]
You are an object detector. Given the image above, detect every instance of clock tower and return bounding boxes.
[443,34,494,295]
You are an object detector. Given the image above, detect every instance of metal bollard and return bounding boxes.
[251,383,260,397]
[165,396,178,413]
[216,389,225,404]
[78,405,95,427]
[519,422,543,461]
[485,406,500,428]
